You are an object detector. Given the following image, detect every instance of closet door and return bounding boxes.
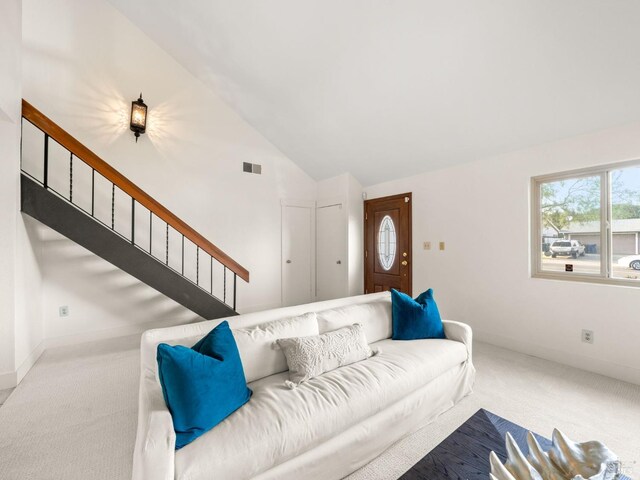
[316,203,347,301]
[282,202,314,306]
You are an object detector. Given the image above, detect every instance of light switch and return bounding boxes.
[423,241,431,250]
[439,241,445,251]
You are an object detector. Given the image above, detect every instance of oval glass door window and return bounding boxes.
[378,215,397,270]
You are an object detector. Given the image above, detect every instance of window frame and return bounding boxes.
[531,159,640,287]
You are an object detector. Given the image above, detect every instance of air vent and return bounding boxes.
[242,162,262,174]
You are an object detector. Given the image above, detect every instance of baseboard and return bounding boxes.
[0,370,17,390]
[0,341,46,390]
[474,329,640,386]
[43,305,281,350]
[237,302,283,315]
[44,317,192,350]
[1,319,196,389]
[16,341,45,385]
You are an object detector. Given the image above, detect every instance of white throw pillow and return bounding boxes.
[316,300,392,344]
[233,312,319,383]
[276,323,373,388]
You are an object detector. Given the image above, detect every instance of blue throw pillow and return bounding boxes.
[157,321,252,449]
[391,288,446,340]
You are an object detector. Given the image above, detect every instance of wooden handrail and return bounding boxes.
[22,99,250,283]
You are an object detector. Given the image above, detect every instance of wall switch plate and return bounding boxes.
[582,329,594,344]
[59,305,69,317]
[423,241,431,250]
[439,241,445,251]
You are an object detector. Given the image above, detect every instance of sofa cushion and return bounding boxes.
[174,337,468,480]
[391,288,445,340]
[157,321,252,449]
[316,299,392,343]
[233,312,319,383]
[276,323,373,387]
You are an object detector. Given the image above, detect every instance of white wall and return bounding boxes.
[21,0,316,348]
[0,0,44,389]
[0,105,18,388]
[366,121,640,385]
[346,173,364,296]
[0,115,19,387]
[14,216,44,383]
[17,0,639,390]
[0,0,31,389]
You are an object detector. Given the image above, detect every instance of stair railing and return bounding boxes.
[20,99,249,312]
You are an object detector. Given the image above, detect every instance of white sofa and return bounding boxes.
[132,292,475,480]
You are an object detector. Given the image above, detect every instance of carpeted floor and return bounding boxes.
[0,336,638,480]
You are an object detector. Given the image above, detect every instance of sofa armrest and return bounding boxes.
[442,320,473,361]
[132,373,175,480]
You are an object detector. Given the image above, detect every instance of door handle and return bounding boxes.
[286,260,292,264]
[336,260,342,264]
[401,260,408,266]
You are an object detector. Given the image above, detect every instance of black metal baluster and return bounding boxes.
[91,169,95,216]
[131,198,135,245]
[223,266,227,304]
[210,256,213,295]
[43,134,49,189]
[69,153,73,202]
[165,223,169,265]
[20,119,23,172]
[196,247,199,285]
[149,211,153,255]
[181,235,185,275]
[111,184,115,229]
[233,274,237,311]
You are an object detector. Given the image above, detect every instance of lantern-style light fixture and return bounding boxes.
[129,93,147,142]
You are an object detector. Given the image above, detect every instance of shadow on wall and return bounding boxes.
[25,217,201,338]
[22,41,129,146]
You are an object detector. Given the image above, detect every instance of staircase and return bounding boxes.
[20,100,249,319]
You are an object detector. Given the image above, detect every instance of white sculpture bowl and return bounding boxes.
[490,429,619,480]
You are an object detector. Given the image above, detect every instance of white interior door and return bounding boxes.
[316,203,347,301]
[282,203,313,307]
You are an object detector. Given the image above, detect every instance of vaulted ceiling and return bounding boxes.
[108,0,640,186]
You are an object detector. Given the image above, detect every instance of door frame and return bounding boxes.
[364,192,412,295]
[281,199,316,306]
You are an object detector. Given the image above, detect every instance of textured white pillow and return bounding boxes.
[316,300,392,344]
[233,312,319,383]
[276,323,373,388]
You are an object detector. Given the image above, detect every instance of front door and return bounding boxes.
[364,193,412,295]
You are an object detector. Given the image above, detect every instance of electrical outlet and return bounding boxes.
[423,241,431,250]
[59,305,69,317]
[439,241,445,251]
[582,329,594,344]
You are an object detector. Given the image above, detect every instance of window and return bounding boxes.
[532,161,640,286]
[378,215,397,270]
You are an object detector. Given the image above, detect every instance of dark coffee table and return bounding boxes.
[400,408,631,480]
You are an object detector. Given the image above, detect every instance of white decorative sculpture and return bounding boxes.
[490,429,619,480]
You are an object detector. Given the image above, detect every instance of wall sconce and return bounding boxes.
[130,93,147,142]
